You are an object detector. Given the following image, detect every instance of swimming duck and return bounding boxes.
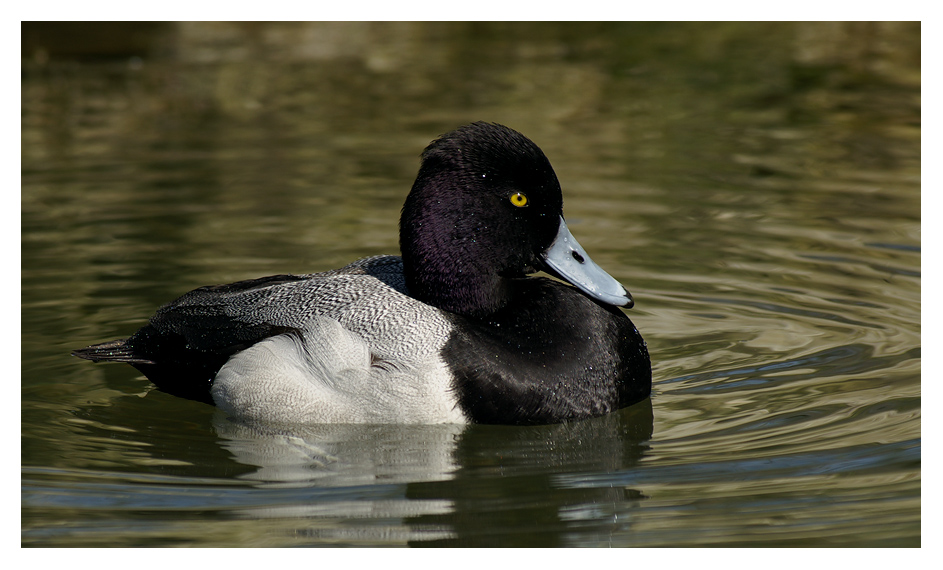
[73,122,651,425]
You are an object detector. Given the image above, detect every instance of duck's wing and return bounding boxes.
[73,256,410,404]
[73,273,313,403]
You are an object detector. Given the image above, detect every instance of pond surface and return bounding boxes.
[21,22,920,547]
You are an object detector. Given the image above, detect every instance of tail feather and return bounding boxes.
[72,339,156,365]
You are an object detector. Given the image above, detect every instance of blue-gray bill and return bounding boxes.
[541,216,634,308]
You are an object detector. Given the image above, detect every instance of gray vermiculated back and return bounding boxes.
[150,256,453,363]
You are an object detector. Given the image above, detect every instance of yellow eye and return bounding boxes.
[509,192,529,207]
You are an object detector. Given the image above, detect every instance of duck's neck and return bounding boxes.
[401,244,513,319]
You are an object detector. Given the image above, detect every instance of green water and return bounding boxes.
[22,22,920,547]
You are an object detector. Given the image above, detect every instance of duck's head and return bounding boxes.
[400,122,633,318]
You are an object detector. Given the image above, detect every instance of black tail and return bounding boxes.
[72,272,313,406]
[72,322,293,406]
[72,339,156,365]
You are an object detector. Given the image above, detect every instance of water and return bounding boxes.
[21,22,920,547]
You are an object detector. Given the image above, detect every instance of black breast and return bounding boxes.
[443,277,651,425]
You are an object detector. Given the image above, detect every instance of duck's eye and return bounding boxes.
[509,192,529,207]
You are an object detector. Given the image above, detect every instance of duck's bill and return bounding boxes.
[540,216,634,308]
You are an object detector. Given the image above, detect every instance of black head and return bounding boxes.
[400,122,567,317]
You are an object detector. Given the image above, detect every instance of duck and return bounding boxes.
[73,122,651,425]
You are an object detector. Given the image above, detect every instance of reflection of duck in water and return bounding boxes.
[212,402,654,546]
[74,122,651,425]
